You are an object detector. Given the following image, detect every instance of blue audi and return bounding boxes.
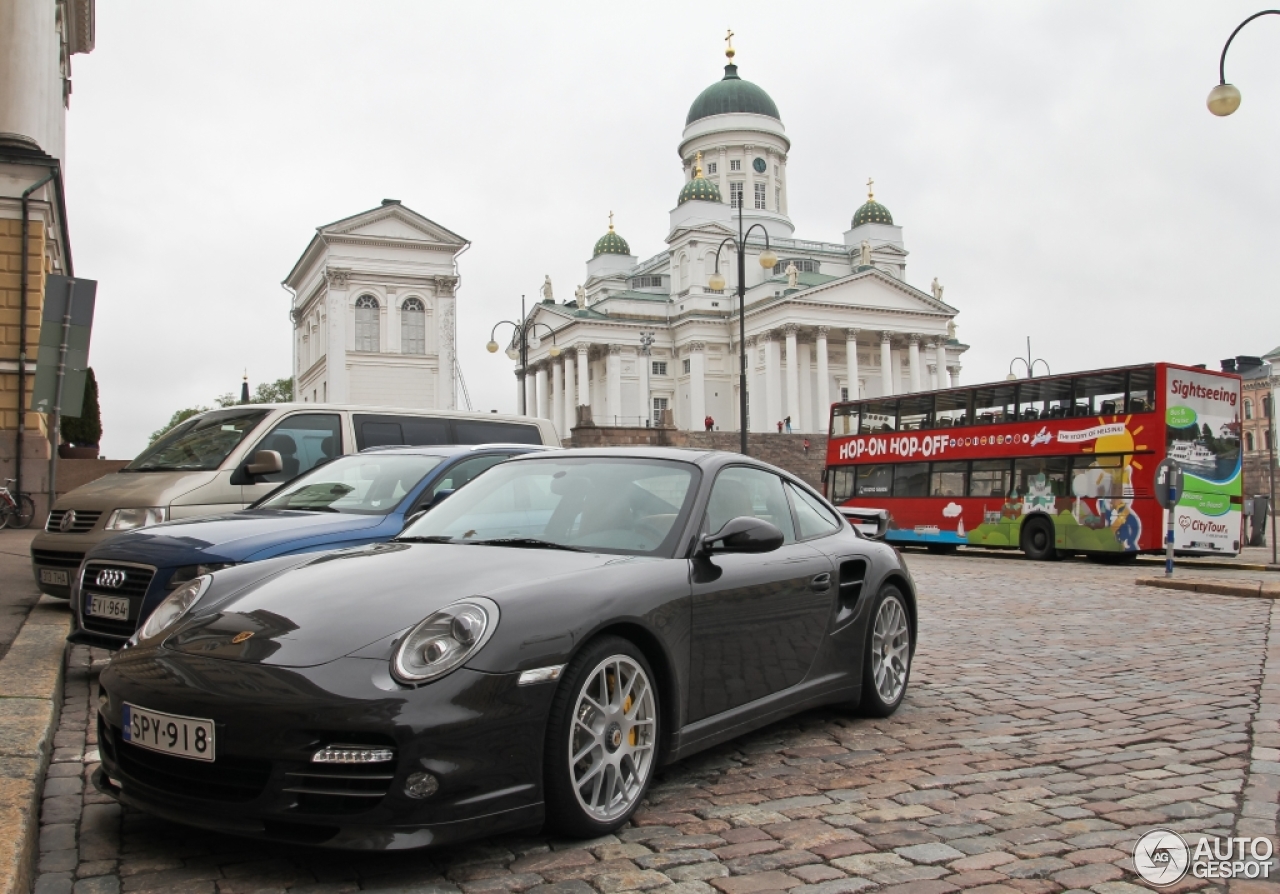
[69,444,548,650]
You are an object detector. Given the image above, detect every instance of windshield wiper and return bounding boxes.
[469,537,586,552]
[273,506,340,513]
[396,535,455,543]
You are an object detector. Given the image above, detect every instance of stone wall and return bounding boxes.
[0,217,47,436]
[568,425,829,492]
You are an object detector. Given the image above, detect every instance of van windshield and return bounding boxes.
[127,408,270,472]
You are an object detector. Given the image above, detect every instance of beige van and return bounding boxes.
[31,403,561,597]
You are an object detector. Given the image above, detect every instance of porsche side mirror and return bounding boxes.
[245,450,283,476]
[428,488,455,509]
[700,516,784,555]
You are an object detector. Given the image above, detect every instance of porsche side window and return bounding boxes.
[705,467,796,544]
[785,482,842,540]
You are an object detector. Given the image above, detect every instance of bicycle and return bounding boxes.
[0,478,35,530]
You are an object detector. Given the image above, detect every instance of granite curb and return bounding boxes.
[1136,576,1280,598]
[941,547,1280,572]
[0,597,69,894]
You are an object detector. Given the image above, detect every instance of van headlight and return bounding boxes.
[391,598,498,685]
[105,507,168,531]
[134,575,210,643]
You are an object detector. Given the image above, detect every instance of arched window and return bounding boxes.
[355,295,379,352]
[1266,396,1273,419]
[1247,432,1256,452]
[402,297,426,354]
[1245,399,1253,420]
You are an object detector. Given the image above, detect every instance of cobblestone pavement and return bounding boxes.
[32,554,1280,894]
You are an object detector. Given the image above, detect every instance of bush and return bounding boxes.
[61,367,102,447]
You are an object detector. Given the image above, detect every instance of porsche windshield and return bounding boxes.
[259,454,445,515]
[399,457,698,555]
[126,408,270,472]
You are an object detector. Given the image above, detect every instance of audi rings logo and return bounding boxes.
[94,569,127,589]
[58,510,76,533]
[1134,829,1190,887]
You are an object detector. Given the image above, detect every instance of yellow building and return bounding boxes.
[0,0,94,515]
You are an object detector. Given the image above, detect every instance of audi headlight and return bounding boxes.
[168,563,236,588]
[105,507,168,531]
[391,598,499,685]
[135,575,210,643]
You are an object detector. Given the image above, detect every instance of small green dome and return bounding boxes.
[593,217,630,257]
[852,183,893,227]
[686,63,780,125]
[678,175,722,205]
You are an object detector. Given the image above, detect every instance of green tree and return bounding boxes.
[148,406,209,445]
[61,367,103,446]
[151,375,295,444]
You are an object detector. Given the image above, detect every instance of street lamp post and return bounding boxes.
[708,198,778,455]
[486,295,560,415]
[638,330,655,427]
[1006,337,1050,380]
[1207,9,1280,116]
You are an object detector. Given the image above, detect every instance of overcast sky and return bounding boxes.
[64,1,1280,459]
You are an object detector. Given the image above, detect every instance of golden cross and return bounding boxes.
[608,210,614,230]
[725,29,735,59]
[867,177,875,199]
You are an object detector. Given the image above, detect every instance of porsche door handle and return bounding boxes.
[810,573,832,592]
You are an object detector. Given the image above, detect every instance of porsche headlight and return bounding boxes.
[168,563,236,588]
[391,598,499,685]
[135,575,210,643]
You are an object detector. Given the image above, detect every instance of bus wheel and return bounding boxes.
[926,544,957,555]
[1020,517,1058,561]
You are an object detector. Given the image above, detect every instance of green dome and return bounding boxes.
[852,194,893,227]
[593,224,630,257]
[686,63,780,125]
[678,175,722,205]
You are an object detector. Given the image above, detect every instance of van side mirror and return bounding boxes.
[699,517,784,555]
[245,450,283,476]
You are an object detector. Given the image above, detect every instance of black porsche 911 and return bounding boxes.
[95,447,917,850]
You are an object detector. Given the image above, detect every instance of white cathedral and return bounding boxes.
[512,40,968,436]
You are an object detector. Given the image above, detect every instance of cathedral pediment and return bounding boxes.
[321,202,469,248]
[786,267,956,315]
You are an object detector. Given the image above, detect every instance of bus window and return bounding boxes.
[973,385,1016,425]
[856,465,893,497]
[970,460,1012,498]
[930,461,968,496]
[1071,455,1125,498]
[1013,456,1070,499]
[830,468,856,503]
[894,463,929,497]
[936,389,970,427]
[832,405,859,436]
[898,396,933,431]
[1017,378,1070,421]
[1127,367,1156,413]
[861,400,897,433]
[1075,372,1127,416]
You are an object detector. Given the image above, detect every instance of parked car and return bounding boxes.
[95,447,917,851]
[33,404,562,599]
[70,444,548,650]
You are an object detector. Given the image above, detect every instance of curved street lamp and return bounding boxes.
[708,201,778,455]
[1207,10,1280,116]
[486,295,560,415]
[1006,337,1050,380]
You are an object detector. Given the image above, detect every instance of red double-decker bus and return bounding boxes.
[824,362,1242,560]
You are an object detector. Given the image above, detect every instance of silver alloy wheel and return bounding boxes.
[569,655,656,822]
[871,595,910,704]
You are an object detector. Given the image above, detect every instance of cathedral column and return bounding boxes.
[534,364,549,420]
[688,342,707,429]
[934,341,949,391]
[324,269,351,403]
[908,336,923,393]
[783,324,800,430]
[745,336,764,432]
[880,332,894,397]
[798,340,813,433]
[607,345,623,423]
[551,359,564,430]
[950,365,962,388]
[576,345,590,412]
[845,328,859,404]
[764,331,782,430]
[816,327,830,432]
[563,351,576,433]
[524,367,536,418]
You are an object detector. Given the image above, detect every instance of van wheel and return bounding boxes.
[1020,516,1058,561]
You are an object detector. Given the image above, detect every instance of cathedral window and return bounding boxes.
[652,397,668,426]
[754,183,766,210]
[773,258,821,275]
[775,186,780,210]
[730,182,744,209]
[401,297,426,354]
[652,361,667,376]
[682,358,691,374]
[355,295,380,352]
[729,159,742,172]
[707,162,717,174]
